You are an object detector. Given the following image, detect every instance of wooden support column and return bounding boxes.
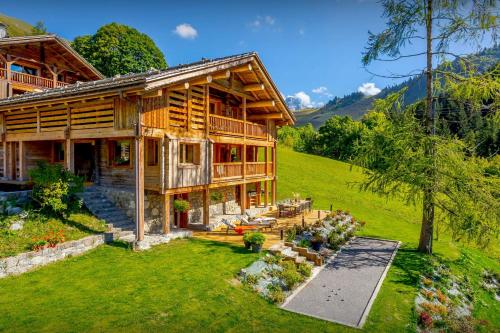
[242,97,247,180]
[271,143,277,205]
[135,136,145,241]
[256,181,261,207]
[2,140,7,179]
[8,142,16,180]
[205,85,210,138]
[264,180,269,207]
[203,187,210,226]
[241,182,247,214]
[162,193,171,234]
[18,141,26,181]
[65,139,74,172]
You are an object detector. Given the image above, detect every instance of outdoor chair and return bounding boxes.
[222,218,257,235]
[278,204,294,218]
[239,215,277,230]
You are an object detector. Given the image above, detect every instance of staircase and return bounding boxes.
[79,187,135,242]
[269,243,310,265]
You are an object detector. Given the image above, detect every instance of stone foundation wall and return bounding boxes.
[187,191,203,225]
[0,190,31,215]
[208,186,241,217]
[98,186,135,220]
[0,234,104,279]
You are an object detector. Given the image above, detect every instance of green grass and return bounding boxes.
[0,211,106,258]
[0,147,497,332]
[0,13,34,37]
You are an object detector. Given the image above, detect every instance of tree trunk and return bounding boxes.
[418,0,435,254]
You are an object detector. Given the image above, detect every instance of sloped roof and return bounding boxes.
[0,34,103,79]
[0,51,294,124]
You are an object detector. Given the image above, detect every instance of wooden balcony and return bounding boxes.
[209,115,267,139]
[0,68,69,90]
[213,161,272,181]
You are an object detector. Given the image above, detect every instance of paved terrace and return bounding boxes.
[193,209,329,249]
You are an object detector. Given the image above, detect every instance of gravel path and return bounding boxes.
[282,237,399,328]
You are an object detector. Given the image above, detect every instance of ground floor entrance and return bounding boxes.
[74,142,96,182]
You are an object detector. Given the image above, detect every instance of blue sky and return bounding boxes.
[1,0,492,108]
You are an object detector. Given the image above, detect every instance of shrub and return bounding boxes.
[279,261,304,290]
[421,302,448,316]
[244,274,259,286]
[436,290,448,304]
[247,232,265,245]
[263,254,282,265]
[30,239,48,251]
[285,228,296,242]
[30,226,65,251]
[29,161,83,216]
[210,191,223,203]
[421,288,435,301]
[267,285,286,304]
[418,311,433,329]
[173,199,190,212]
[297,239,311,248]
[422,277,433,287]
[328,231,342,250]
[297,262,312,278]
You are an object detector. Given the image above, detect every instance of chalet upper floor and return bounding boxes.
[0,35,103,98]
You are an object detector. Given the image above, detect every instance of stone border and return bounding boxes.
[0,234,104,279]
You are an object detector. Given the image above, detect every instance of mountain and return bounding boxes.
[294,45,500,128]
[0,13,34,37]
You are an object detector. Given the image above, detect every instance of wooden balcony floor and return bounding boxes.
[192,209,329,249]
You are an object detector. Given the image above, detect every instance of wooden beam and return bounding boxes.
[247,100,275,108]
[208,82,256,101]
[135,136,145,241]
[65,139,74,172]
[189,75,212,86]
[264,180,269,207]
[243,83,264,92]
[167,82,190,91]
[247,113,283,121]
[18,141,25,181]
[143,90,162,98]
[203,187,209,226]
[2,140,6,179]
[271,179,276,206]
[211,70,231,80]
[162,193,171,234]
[241,183,247,214]
[232,63,252,73]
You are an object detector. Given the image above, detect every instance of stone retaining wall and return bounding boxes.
[0,234,104,279]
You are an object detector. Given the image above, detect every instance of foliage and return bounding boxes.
[297,262,312,278]
[418,311,433,329]
[327,231,343,250]
[210,191,223,203]
[266,284,286,304]
[317,115,365,161]
[277,124,319,153]
[30,227,65,251]
[285,228,296,242]
[243,274,259,286]
[31,21,47,35]
[245,232,265,245]
[72,23,167,77]
[278,261,304,290]
[29,161,84,216]
[173,199,190,213]
[296,239,311,248]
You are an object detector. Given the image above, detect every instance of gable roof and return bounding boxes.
[0,51,294,124]
[0,34,103,80]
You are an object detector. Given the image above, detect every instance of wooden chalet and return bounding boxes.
[0,36,294,241]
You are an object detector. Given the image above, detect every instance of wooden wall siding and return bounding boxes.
[70,99,114,130]
[97,139,135,189]
[0,80,8,99]
[143,95,168,129]
[0,144,3,177]
[168,139,210,189]
[189,85,206,131]
[115,97,137,130]
[40,105,67,132]
[5,109,37,133]
[25,141,53,170]
[168,90,188,130]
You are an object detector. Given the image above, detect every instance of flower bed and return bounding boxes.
[285,209,365,259]
[415,258,475,332]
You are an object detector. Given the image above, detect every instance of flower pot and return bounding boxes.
[251,243,262,253]
[244,241,251,249]
[311,240,322,251]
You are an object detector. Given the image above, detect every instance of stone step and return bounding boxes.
[281,247,298,259]
[295,256,307,264]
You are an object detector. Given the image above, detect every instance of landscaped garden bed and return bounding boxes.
[240,209,365,304]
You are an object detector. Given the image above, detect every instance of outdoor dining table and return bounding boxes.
[281,200,311,217]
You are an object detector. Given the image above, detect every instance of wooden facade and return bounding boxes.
[0,40,294,241]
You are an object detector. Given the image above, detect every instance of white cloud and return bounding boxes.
[290,91,312,108]
[357,82,381,96]
[249,15,276,29]
[312,86,333,97]
[173,23,198,39]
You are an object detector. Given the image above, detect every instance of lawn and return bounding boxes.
[0,211,106,258]
[0,147,497,332]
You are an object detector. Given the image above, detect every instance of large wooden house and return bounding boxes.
[0,34,294,241]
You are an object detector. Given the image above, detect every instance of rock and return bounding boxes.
[9,221,24,231]
[6,206,22,216]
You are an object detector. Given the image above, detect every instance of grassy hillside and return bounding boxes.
[277,147,499,331]
[0,13,33,36]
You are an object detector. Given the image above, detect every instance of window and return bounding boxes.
[146,139,159,166]
[179,143,200,165]
[53,142,65,162]
[109,140,131,167]
[11,63,38,76]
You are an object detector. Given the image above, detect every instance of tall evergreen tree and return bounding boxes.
[361,0,497,254]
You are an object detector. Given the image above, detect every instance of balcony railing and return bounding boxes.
[213,162,272,181]
[209,115,267,139]
[0,69,69,89]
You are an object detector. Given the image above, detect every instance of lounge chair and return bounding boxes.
[222,219,257,235]
[239,215,277,230]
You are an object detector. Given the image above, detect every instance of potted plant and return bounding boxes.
[248,232,265,253]
[173,199,190,213]
[310,231,324,251]
[242,232,252,249]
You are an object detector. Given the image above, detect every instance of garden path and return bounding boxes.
[282,237,399,328]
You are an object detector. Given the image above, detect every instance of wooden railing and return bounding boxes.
[209,115,267,139]
[213,162,243,180]
[246,122,267,139]
[4,71,69,89]
[246,162,267,177]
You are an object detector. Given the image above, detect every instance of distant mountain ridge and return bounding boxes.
[0,13,34,37]
[293,45,499,128]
